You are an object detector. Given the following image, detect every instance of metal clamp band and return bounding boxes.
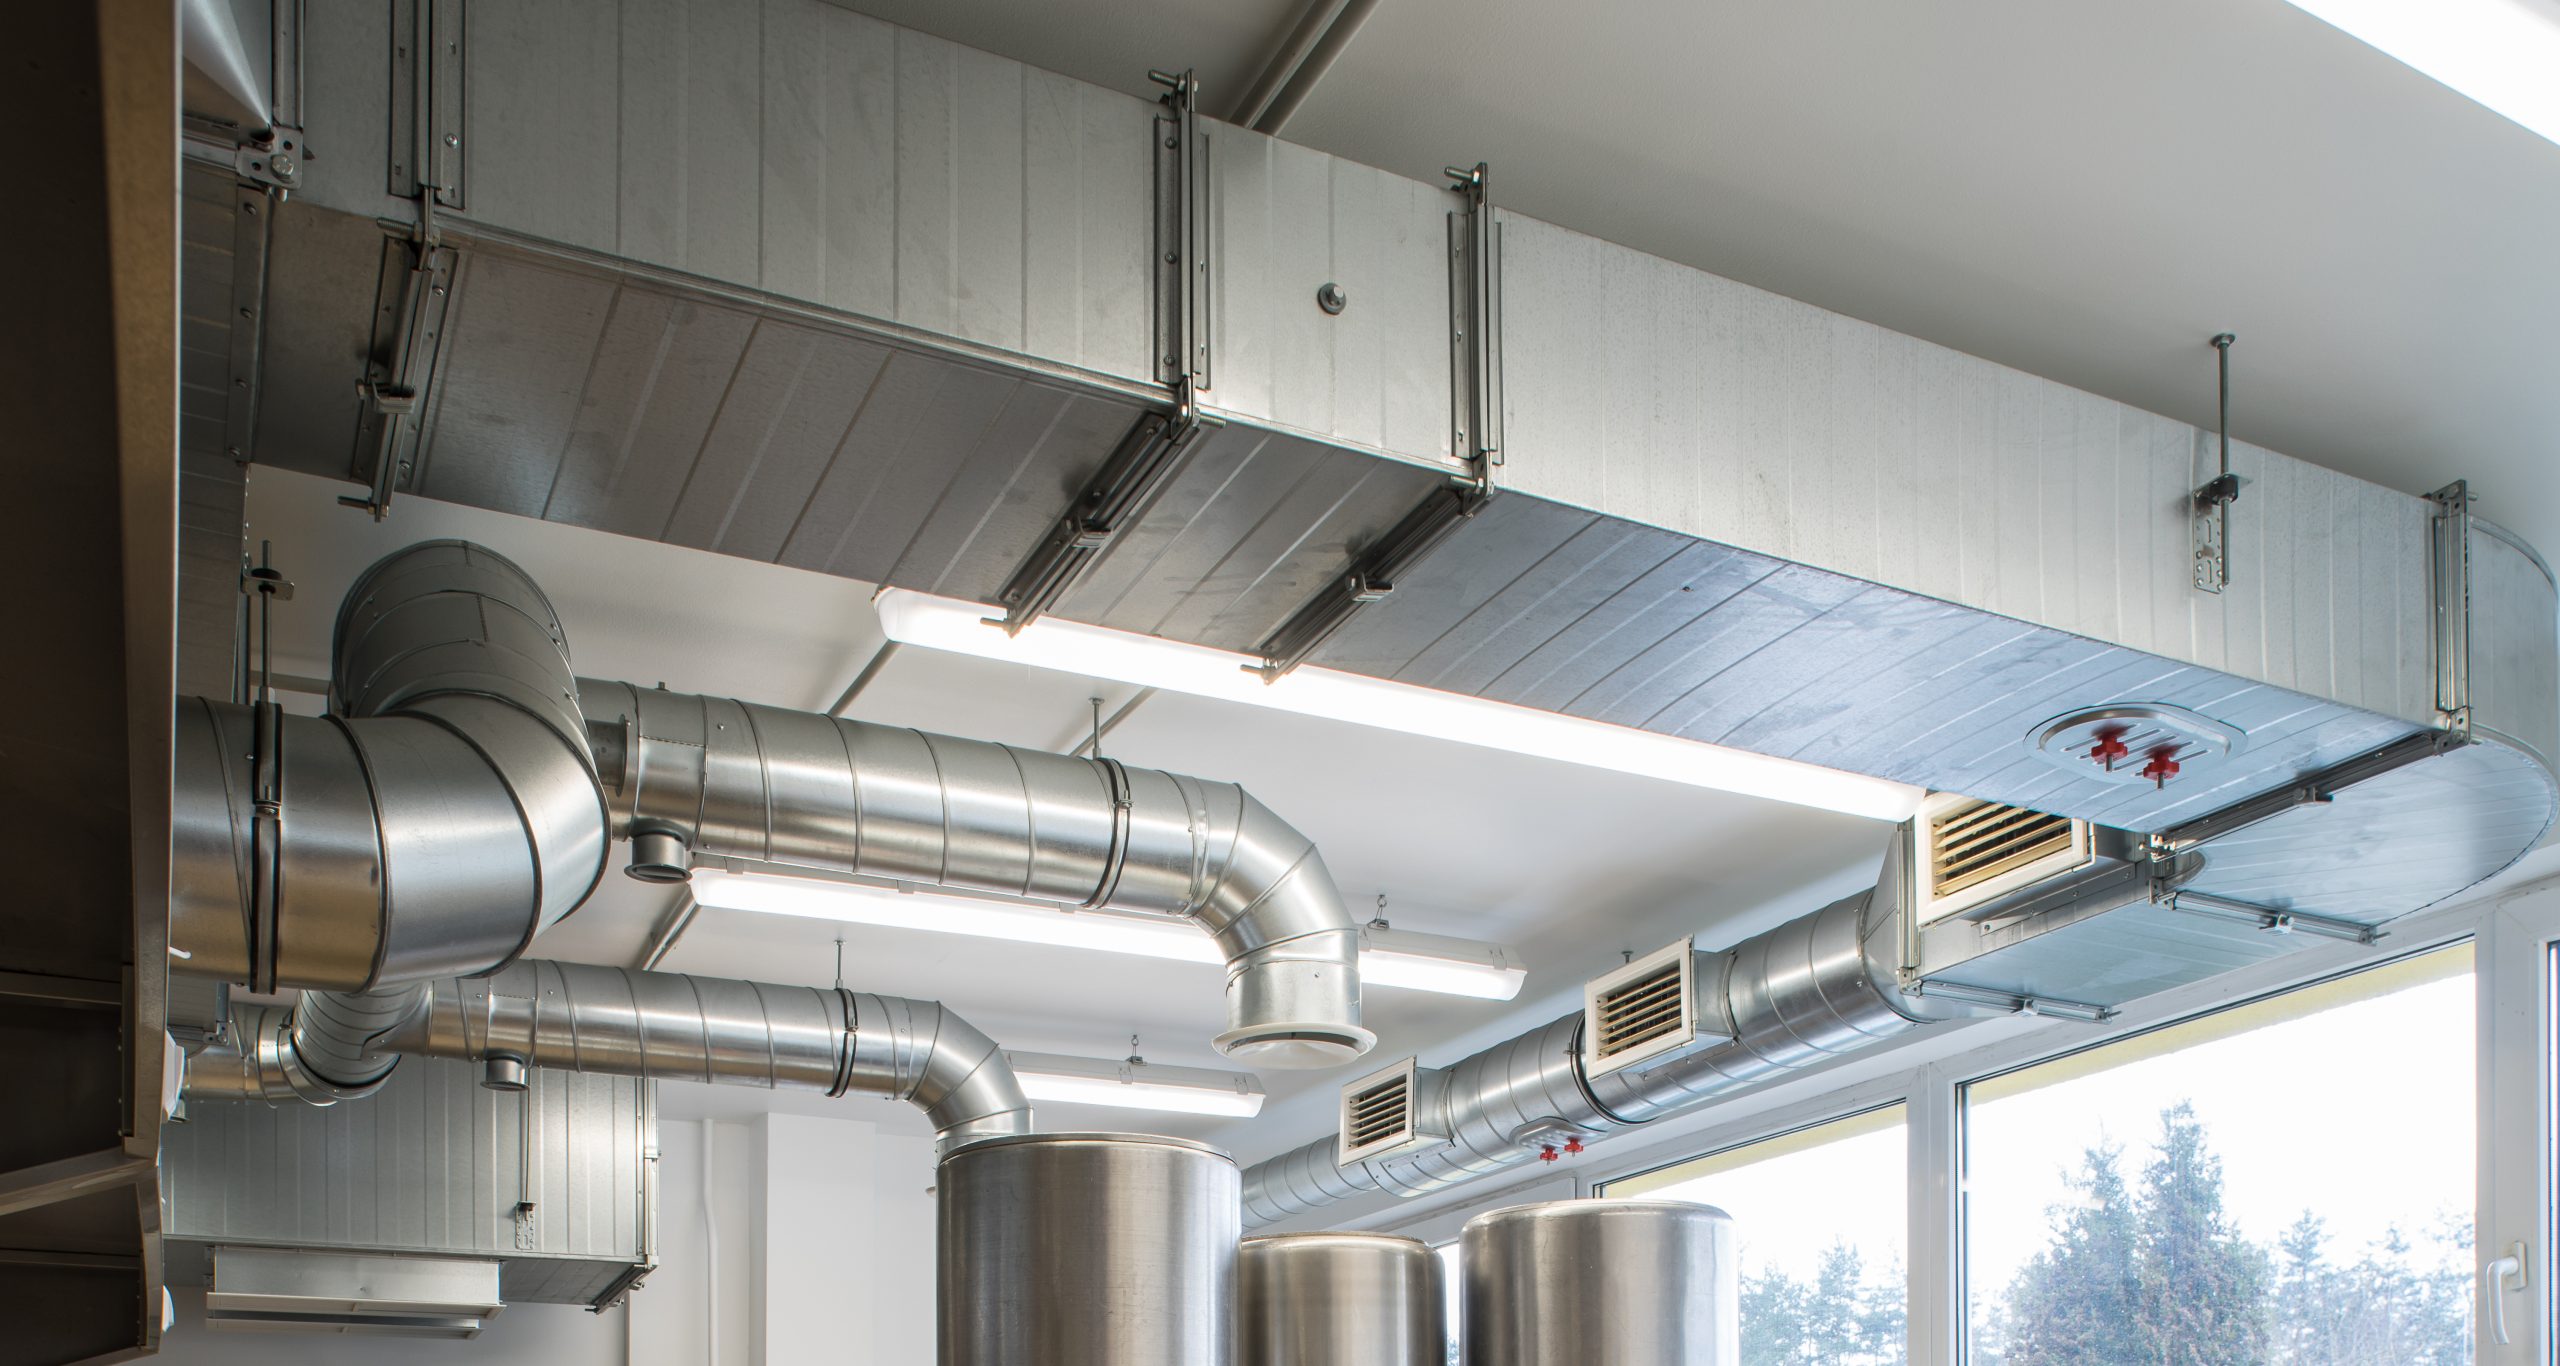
[1083,758,1137,910]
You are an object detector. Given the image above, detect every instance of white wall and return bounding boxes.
[155,1110,939,1366]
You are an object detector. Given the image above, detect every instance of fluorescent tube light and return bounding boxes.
[687,867,1527,1000]
[872,589,1923,823]
[2284,0,2560,147]
[1003,1050,1266,1118]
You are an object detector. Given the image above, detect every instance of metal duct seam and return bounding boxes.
[576,680,1373,1068]
[170,541,612,995]
[190,962,1032,1151]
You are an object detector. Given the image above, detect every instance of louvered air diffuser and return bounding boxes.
[1913,794,2095,927]
[1581,939,1729,1080]
[1336,1057,1447,1165]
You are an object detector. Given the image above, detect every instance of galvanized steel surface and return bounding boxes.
[1461,1200,1737,1366]
[580,679,1371,1065]
[1239,1232,1442,1366]
[1496,211,2437,731]
[1240,872,1950,1225]
[169,540,610,994]
[938,1133,1241,1366]
[195,962,1033,1150]
[163,1054,653,1307]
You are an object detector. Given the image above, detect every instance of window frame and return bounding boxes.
[1368,868,2560,1366]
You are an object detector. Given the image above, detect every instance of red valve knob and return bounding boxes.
[1563,1137,1585,1155]
[2089,725,2131,771]
[1538,1144,1560,1163]
[2139,746,2181,789]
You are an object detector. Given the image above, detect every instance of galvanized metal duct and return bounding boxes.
[189,961,1031,1149]
[1239,841,1981,1225]
[577,680,1373,1068]
[168,540,612,993]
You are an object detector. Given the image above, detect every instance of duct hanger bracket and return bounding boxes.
[2428,480,2473,738]
[995,410,1213,634]
[341,233,457,519]
[1446,162,1503,492]
[1904,977,2115,1023]
[2190,333,2242,593]
[2156,887,2384,946]
[1252,481,1489,678]
[1151,68,1212,432]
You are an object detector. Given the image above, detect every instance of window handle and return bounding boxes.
[2483,1241,2529,1348]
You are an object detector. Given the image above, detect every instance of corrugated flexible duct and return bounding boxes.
[1240,835,1990,1225]
[189,961,1030,1150]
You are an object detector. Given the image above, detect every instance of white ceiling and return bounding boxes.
[246,467,1887,1146]
[846,0,2560,563]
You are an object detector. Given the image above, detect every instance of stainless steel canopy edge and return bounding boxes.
[578,678,1372,1067]
[939,1133,1241,1366]
[1240,1231,1442,1366]
[1462,1200,1738,1365]
[190,961,1031,1149]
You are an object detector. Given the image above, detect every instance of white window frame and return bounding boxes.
[1371,868,2560,1366]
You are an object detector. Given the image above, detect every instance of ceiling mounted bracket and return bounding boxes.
[2427,479,2474,739]
[994,409,1215,635]
[1251,481,1489,679]
[340,234,457,520]
[2190,332,2243,593]
[1902,977,2115,1023]
[1150,68,1212,433]
[1446,161,1504,493]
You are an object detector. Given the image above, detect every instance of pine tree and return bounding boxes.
[2003,1141,2142,1365]
[2132,1103,2270,1365]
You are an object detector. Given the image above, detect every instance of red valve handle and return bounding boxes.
[1563,1137,1585,1155]
[2139,746,2182,789]
[2089,725,2131,771]
[1538,1144,1560,1163]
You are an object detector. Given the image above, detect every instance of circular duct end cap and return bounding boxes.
[625,828,692,883]
[481,1055,530,1092]
[1213,1024,1378,1070]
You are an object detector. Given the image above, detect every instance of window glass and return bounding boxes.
[1602,1104,1908,1364]
[1962,943,2475,1365]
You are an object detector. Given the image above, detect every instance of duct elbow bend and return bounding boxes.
[1199,794,1375,1070]
[184,995,423,1107]
[849,994,1032,1154]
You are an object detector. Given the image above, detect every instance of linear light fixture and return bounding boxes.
[687,866,1529,1001]
[872,589,1924,823]
[2284,0,2560,147]
[1003,1050,1266,1118]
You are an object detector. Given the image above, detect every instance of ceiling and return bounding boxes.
[246,467,1888,1146]
[845,0,2560,563]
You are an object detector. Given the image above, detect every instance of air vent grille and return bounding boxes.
[1345,1074,1410,1150]
[1930,800,2074,901]
[1337,1057,1443,1164]
[1592,957,1687,1065]
[1580,939,1709,1079]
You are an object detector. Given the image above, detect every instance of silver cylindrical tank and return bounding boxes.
[938,1132,1240,1366]
[1239,1232,1442,1366]
[1462,1200,1737,1365]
